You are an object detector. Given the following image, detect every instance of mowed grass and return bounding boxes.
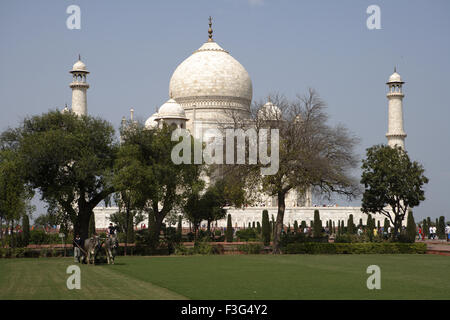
[0,254,449,300]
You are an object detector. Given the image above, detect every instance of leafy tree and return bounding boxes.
[226,214,233,242]
[262,209,270,245]
[405,209,416,243]
[3,111,117,239]
[223,91,360,253]
[116,121,202,248]
[0,148,33,247]
[361,144,429,240]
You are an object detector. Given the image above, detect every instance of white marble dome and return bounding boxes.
[144,113,159,129]
[258,101,282,120]
[169,41,252,105]
[388,71,403,83]
[155,98,187,120]
[71,60,88,72]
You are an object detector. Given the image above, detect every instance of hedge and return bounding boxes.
[284,242,427,254]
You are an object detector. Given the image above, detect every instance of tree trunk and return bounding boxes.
[272,192,286,254]
[124,204,129,256]
[74,207,91,241]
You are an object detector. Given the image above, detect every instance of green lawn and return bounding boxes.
[0,254,449,300]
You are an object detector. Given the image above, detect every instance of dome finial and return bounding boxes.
[394,66,396,73]
[78,54,81,61]
[208,16,213,42]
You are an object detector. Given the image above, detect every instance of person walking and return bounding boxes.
[73,234,83,263]
[445,223,450,242]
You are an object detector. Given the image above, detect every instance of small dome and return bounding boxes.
[387,71,403,83]
[71,60,88,73]
[155,99,187,120]
[258,101,281,120]
[145,113,159,129]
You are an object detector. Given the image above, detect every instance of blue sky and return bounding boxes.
[1,0,449,221]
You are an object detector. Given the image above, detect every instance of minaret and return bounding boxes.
[69,55,89,116]
[386,68,406,149]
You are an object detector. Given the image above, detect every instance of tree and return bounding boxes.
[177,215,183,239]
[115,121,202,248]
[300,220,306,232]
[262,210,270,246]
[347,214,355,234]
[88,212,96,237]
[223,90,360,253]
[422,219,428,237]
[293,220,299,233]
[437,216,446,240]
[226,214,233,242]
[22,214,30,247]
[405,209,416,243]
[0,148,33,247]
[3,111,117,240]
[361,144,429,240]
[313,210,322,238]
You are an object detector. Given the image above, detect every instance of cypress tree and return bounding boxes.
[177,215,182,239]
[294,220,299,233]
[262,210,270,246]
[384,218,390,231]
[422,219,428,237]
[437,216,446,239]
[313,210,322,238]
[248,222,251,229]
[88,212,96,237]
[300,220,306,230]
[377,220,380,230]
[22,214,30,247]
[347,214,355,234]
[226,214,233,242]
[359,218,363,228]
[256,221,261,234]
[332,221,335,234]
[406,209,416,243]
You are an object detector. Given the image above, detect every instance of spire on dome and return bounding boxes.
[208,16,213,42]
[394,66,396,73]
[78,54,81,61]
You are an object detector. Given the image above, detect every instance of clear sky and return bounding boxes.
[1,0,449,221]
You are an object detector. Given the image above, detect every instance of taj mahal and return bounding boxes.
[64,19,407,230]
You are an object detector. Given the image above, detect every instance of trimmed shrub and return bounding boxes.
[262,210,270,246]
[313,210,322,238]
[237,243,263,254]
[236,228,258,241]
[406,209,416,243]
[437,216,446,240]
[226,214,233,242]
[284,242,427,254]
